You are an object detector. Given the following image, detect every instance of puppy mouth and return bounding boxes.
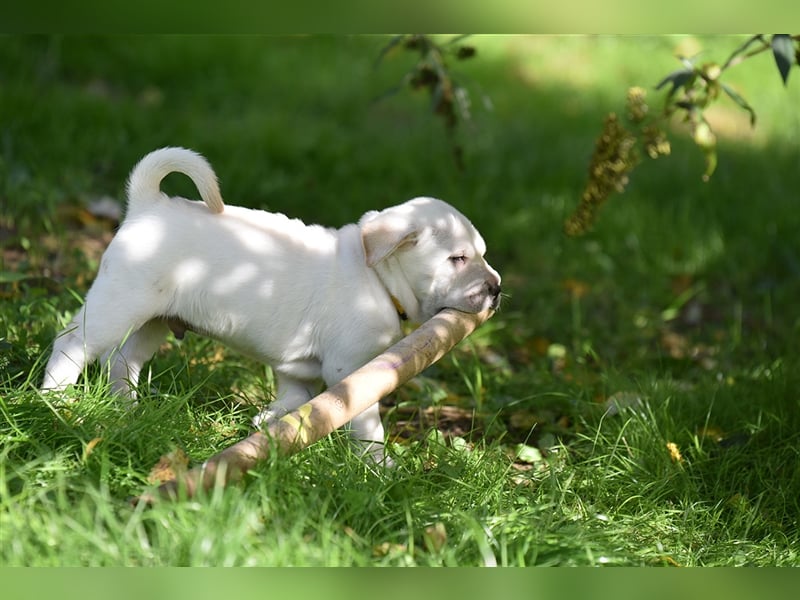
[490,291,502,311]
[435,287,502,316]
[469,280,502,312]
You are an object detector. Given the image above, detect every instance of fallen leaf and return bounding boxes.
[661,330,689,359]
[604,391,643,416]
[509,409,545,431]
[384,404,478,441]
[423,522,448,553]
[189,346,226,367]
[666,441,683,463]
[660,329,718,369]
[82,437,103,462]
[148,447,190,484]
[671,273,694,296]
[547,343,568,374]
[530,336,551,356]
[696,425,725,442]
[562,278,590,299]
[662,555,682,567]
[342,526,365,544]
[86,196,123,222]
[372,542,408,558]
[514,443,544,464]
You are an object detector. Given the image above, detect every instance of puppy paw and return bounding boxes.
[251,412,269,430]
[39,387,78,404]
[251,407,287,430]
[355,439,396,468]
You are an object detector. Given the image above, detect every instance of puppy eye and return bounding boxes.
[449,255,467,265]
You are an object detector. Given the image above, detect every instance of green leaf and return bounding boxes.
[721,34,767,70]
[371,80,409,105]
[720,82,757,127]
[456,46,476,60]
[0,271,31,284]
[373,35,407,69]
[655,67,695,99]
[701,147,718,183]
[514,443,544,464]
[771,34,795,85]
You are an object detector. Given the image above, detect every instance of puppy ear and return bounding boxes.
[360,212,418,267]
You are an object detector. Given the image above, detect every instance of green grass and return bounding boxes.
[2,35,800,566]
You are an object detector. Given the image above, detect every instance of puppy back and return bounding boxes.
[126,147,225,215]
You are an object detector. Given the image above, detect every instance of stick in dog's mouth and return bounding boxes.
[133,306,494,504]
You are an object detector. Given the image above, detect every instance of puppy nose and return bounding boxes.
[488,271,501,294]
[487,279,502,309]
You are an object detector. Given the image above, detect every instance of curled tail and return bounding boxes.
[125,147,224,215]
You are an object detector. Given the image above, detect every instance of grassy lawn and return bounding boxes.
[1,35,799,566]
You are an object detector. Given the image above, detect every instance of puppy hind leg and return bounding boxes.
[42,303,125,391]
[42,284,167,393]
[42,309,94,391]
[321,357,394,466]
[102,319,170,398]
[349,404,394,467]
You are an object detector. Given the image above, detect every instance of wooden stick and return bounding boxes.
[136,307,494,503]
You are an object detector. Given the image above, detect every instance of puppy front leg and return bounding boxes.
[350,403,394,467]
[251,373,317,429]
[321,353,394,466]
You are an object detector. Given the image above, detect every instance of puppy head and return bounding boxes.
[360,197,501,321]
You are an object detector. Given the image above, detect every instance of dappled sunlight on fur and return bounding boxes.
[42,147,501,465]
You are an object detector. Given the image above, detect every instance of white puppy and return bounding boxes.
[42,147,501,460]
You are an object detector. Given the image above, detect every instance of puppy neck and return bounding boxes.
[370,258,422,325]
